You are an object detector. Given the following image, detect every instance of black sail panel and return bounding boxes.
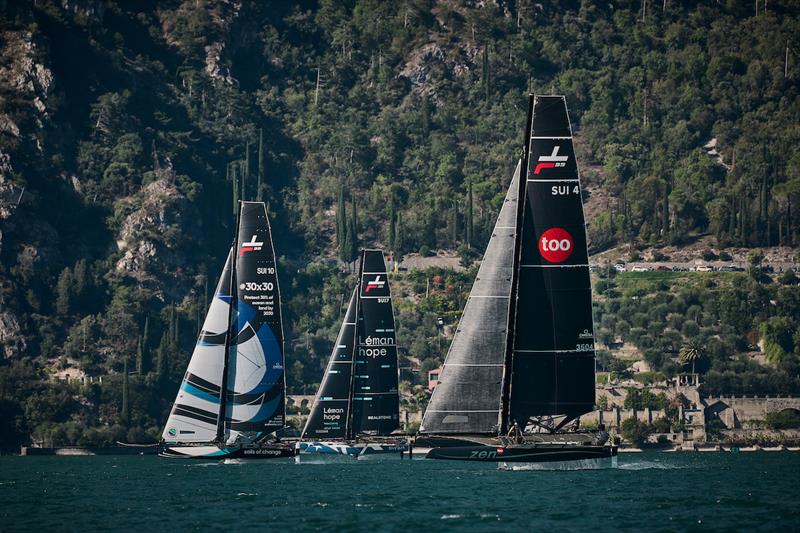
[419,161,520,435]
[301,290,357,439]
[351,250,400,436]
[225,201,285,440]
[509,96,596,426]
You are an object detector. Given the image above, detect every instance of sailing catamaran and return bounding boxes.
[296,249,408,458]
[416,95,617,464]
[160,201,295,459]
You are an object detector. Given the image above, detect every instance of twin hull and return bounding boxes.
[160,443,295,460]
[296,440,408,457]
[424,443,618,463]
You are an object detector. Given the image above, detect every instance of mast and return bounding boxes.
[216,204,241,442]
[344,252,364,441]
[500,94,535,435]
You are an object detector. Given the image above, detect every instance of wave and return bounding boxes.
[498,457,615,471]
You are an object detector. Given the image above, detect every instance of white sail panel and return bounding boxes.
[162,250,233,443]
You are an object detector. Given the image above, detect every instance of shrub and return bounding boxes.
[766,409,800,430]
[620,417,651,447]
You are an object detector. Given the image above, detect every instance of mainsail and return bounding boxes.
[225,201,286,443]
[351,249,399,436]
[506,95,595,427]
[162,249,233,443]
[419,161,521,435]
[301,249,399,439]
[301,289,357,439]
[418,95,596,437]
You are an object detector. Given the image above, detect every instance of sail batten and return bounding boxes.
[419,161,521,435]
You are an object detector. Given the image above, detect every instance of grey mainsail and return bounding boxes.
[419,160,521,435]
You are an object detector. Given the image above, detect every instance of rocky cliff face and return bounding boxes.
[115,175,200,288]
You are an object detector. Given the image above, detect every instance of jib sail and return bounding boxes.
[300,289,357,439]
[507,95,596,427]
[350,249,400,436]
[162,249,234,443]
[224,201,286,443]
[419,161,521,435]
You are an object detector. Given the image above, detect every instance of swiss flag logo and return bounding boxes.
[538,228,574,263]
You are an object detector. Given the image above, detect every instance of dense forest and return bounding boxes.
[0,0,799,450]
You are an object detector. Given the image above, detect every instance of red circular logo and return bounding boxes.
[538,228,574,263]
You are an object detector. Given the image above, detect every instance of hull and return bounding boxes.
[160,443,295,460]
[296,440,408,457]
[425,443,617,463]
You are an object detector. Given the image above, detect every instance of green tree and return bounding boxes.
[55,268,73,315]
[620,417,651,447]
[257,128,265,201]
[759,317,795,365]
[465,181,473,248]
[121,356,130,427]
[678,341,705,374]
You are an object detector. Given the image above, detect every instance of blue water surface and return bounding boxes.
[1,452,798,531]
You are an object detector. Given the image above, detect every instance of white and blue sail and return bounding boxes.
[162,201,286,448]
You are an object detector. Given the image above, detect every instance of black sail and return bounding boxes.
[225,201,286,440]
[301,289,357,439]
[350,249,400,436]
[419,161,521,435]
[507,95,596,427]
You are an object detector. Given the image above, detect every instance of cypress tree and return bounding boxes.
[396,211,404,254]
[421,96,430,138]
[338,189,348,261]
[481,46,490,101]
[388,196,396,251]
[351,196,359,254]
[142,316,150,372]
[231,163,239,215]
[257,128,265,202]
[244,140,251,201]
[466,181,474,248]
[73,259,89,305]
[343,213,355,264]
[174,309,180,346]
[339,187,347,240]
[136,336,143,375]
[451,200,460,245]
[121,356,130,426]
[156,331,169,381]
[55,268,73,316]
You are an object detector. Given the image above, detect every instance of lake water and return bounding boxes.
[1,452,799,531]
